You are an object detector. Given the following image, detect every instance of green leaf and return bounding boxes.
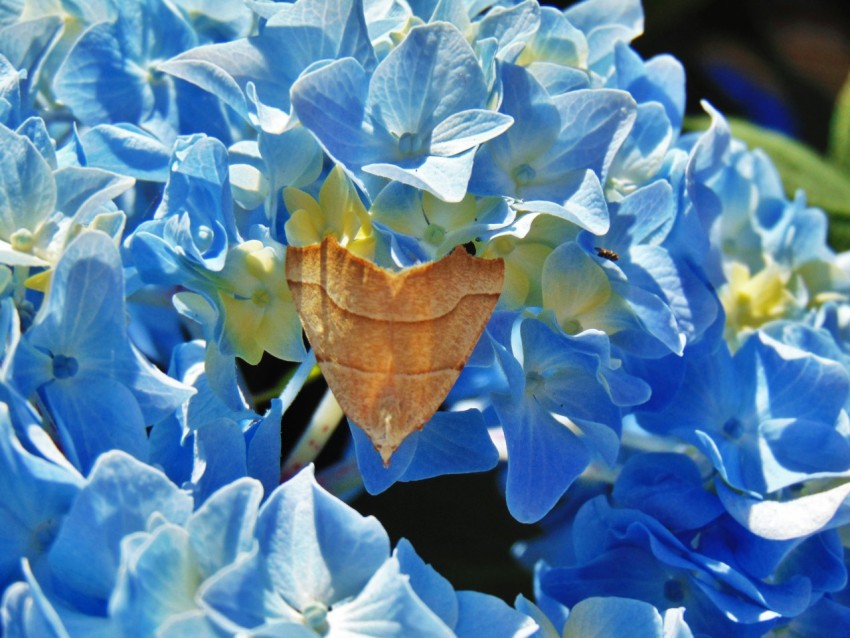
[685,115,850,220]
[829,71,850,172]
[827,216,850,253]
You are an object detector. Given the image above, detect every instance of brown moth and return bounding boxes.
[285,236,505,465]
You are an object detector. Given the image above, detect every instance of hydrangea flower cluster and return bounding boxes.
[1,0,849,635]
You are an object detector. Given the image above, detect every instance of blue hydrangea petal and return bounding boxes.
[38,376,149,473]
[326,556,454,637]
[394,538,459,629]
[367,23,486,138]
[109,524,200,637]
[561,597,665,638]
[454,590,538,638]
[244,400,284,499]
[515,170,609,234]
[0,16,63,95]
[187,477,262,580]
[0,122,56,240]
[351,418,418,494]
[365,148,478,203]
[162,0,376,117]
[46,451,193,607]
[492,380,592,523]
[542,89,637,183]
[762,417,850,476]
[716,480,850,541]
[191,418,248,504]
[53,22,150,127]
[198,549,292,630]
[17,117,56,169]
[0,406,82,589]
[53,166,133,222]
[429,109,513,157]
[73,124,170,180]
[255,465,390,608]
[290,56,389,172]
[611,453,724,532]
[0,560,70,638]
[399,410,499,481]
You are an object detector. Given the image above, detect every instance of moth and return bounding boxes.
[286,236,505,464]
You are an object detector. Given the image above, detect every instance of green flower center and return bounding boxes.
[10,228,34,252]
[512,163,536,186]
[424,223,446,246]
[302,601,329,634]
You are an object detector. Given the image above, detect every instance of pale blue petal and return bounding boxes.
[53,22,150,126]
[255,466,390,608]
[187,477,262,579]
[245,400,283,498]
[394,538,459,629]
[367,22,486,136]
[291,57,388,172]
[109,525,200,637]
[429,109,513,157]
[364,147,477,202]
[328,557,454,637]
[47,451,192,605]
[562,597,663,638]
[454,590,538,638]
[0,123,55,238]
[0,407,81,589]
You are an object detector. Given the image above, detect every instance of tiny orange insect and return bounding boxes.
[594,247,619,261]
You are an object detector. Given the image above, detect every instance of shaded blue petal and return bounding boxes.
[400,410,499,481]
[327,556,454,637]
[395,538,459,628]
[187,477,262,580]
[47,451,192,607]
[351,418,417,494]
[454,590,538,638]
[562,597,665,638]
[162,0,375,117]
[76,124,171,182]
[365,148,478,203]
[0,406,82,589]
[53,22,150,127]
[0,122,55,239]
[290,57,387,176]
[109,524,200,636]
[255,465,390,608]
[367,22,487,136]
[39,376,149,473]
[611,453,724,532]
[244,400,284,499]
[492,383,592,523]
[191,418,248,504]
[1,561,70,638]
[429,109,513,157]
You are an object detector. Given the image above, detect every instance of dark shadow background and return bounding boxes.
[253,0,850,603]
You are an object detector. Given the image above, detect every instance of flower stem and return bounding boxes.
[281,387,344,481]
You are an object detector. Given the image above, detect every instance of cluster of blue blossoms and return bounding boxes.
[2,0,850,635]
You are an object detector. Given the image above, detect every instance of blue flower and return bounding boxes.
[0,401,82,591]
[199,465,534,636]
[635,330,850,495]
[9,231,193,473]
[538,496,813,637]
[52,0,231,145]
[488,312,650,522]
[469,62,635,233]
[291,21,513,202]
